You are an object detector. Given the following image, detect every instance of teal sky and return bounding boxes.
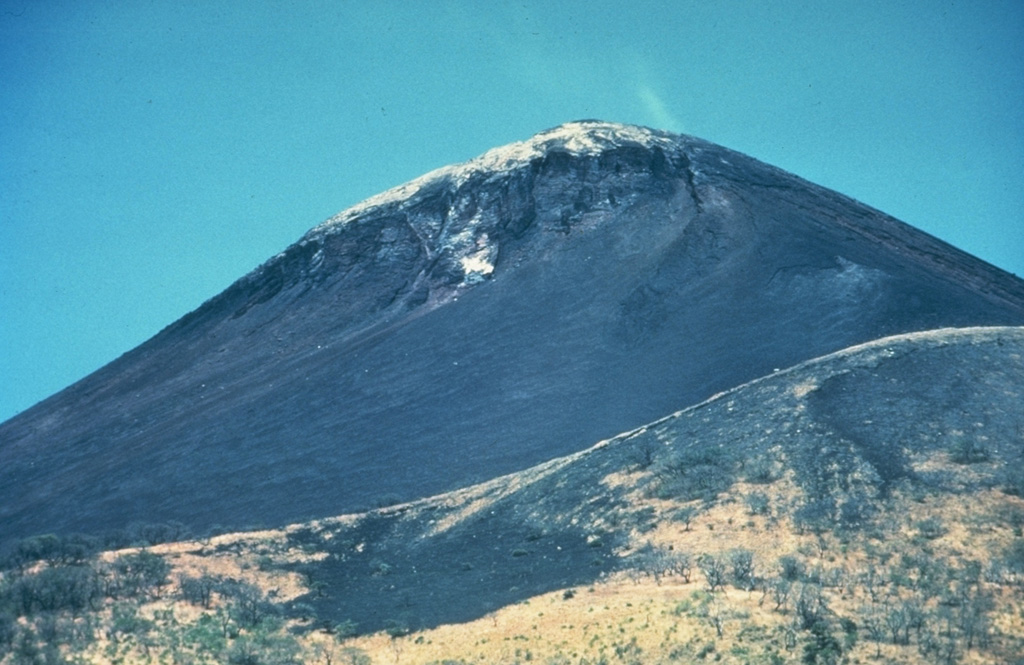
[2,1,1022,422]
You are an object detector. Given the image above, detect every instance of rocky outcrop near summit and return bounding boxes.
[2,121,1023,544]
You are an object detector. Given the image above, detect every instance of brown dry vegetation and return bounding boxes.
[4,456,1020,665]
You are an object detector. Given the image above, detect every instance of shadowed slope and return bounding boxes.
[2,121,1023,544]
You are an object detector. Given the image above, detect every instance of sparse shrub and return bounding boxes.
[779,555,805,582]
[837,495,872,525]
[226,627,300,665]
[949,436,989,464]
[997,504,1024,535]
[384,618,410,638]
[630,441,657,470]
[793,500,832,534]
[744,491,770,516]
[672,599,693,616]
[674,505,697,530]
[11,628,42,665]
[745,454,781,484]
[333,618,359,640]
[108,601,153,641]
[653,447,736,502]
[1005,539,1024,580]
[182,612,227,654]
[916,517,946,540]
[1002,463,1024,498]
[822,566,847,589]
[959,558,983,586]
[285,525,320,547]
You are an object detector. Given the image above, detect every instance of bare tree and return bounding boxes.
[768,578,792,612]
[729,549,756,590]
[794,583,829,630]
[885,602,907,645]
[698,554,726,593]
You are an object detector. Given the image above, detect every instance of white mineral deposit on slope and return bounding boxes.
[307,121,678,239]
[459,250,495,281]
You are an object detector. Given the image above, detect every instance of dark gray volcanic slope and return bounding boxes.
[2,121,1023,544]
[288,326,1024,633]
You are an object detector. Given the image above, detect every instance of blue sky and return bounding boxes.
[2,1,1022,421]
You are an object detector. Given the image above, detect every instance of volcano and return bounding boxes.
[2,120,1023,544]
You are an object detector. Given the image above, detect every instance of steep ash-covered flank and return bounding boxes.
[2,121,1024,545]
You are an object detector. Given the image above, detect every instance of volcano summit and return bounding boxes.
[2,121,1023,544]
